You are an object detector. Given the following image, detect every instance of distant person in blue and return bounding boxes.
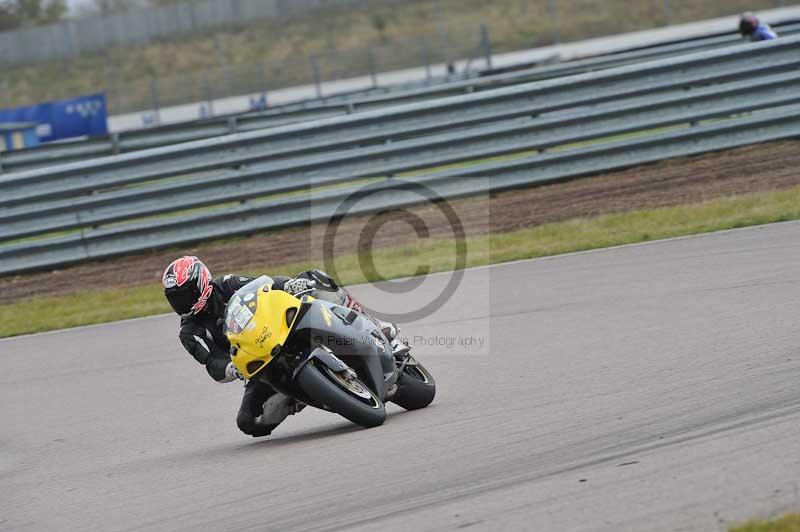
[739,12,778,42]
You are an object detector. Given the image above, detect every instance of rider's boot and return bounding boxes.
[259,393,306,426]
[238,381,305,438]
[344,291,409,358]
[377,320,410,358]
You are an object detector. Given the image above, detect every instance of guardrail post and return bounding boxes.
[422,38,433,82]
[228,116,238,133]
[203,73,215,117]
[368,47,378,89]
[546,0,560,45]
[0,81,8,110]
[480,24,493,70]
[310,55,323,99]
[258,62,269,108]
[110,133,120,155]
[434,0,451,66]
[74,211,93,263]
[222,65,233,101]
[149,78,161,125]
[112,72,128,115]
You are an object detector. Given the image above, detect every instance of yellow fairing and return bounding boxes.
[228,289,305,379]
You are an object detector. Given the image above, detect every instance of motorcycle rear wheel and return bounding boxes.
[296,360,386,428]
[392,360,436,411]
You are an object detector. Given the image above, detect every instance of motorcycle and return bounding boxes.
[224,276,436,428]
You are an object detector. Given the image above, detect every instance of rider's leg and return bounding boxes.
[260,392,306,427]
[339,291,406,352]
[306,276,408,356]
[237,379,275,436]
[236,380,304,437]
[316,286,405,346]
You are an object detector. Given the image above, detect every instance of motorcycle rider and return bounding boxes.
[162,256,403,437]
[739,12,778,42]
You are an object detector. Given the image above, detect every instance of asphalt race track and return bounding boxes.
[3,222,800,532]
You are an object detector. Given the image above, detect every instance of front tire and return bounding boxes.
[392,360,436,410]
[296,360,386,428]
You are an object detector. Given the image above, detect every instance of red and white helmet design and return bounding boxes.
[162,256,213,315]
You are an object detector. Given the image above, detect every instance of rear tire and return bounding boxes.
[392,360,436,410]
[296,360,386,428]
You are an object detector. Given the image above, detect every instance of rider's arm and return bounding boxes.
[216,274,255,298]
[273,270,339,295]
[179,320,233,382]
[173,275,254,383]
[271,275,301,294]
[296,269,339,290]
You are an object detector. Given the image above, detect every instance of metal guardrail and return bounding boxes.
[2,70,799,244]
[3,37,798,207]
[3,21,798,174]
[0,37,798,275]
[2,105,798,276]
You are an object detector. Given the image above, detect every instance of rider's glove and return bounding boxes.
[283,277,316,296]
[221,362,244,383]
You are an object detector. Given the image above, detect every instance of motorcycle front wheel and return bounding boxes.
[296,360,386,428]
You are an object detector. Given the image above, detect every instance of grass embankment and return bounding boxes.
[731,514,800,532]
[4,0,784,113]
[1,185,799,338]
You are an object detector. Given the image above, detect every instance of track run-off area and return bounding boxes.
[2,222,800,532]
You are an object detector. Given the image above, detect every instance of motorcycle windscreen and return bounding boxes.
[227,288,303,379]
[223,275,274,335]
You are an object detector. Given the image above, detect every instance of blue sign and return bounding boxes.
[0,93,108,143]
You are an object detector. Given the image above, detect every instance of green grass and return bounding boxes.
[731,514,800,532]
[4,0,787,114]
[2,185,800,338]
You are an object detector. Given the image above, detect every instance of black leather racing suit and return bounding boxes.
[178,271,358,437]
[179,274,253,382]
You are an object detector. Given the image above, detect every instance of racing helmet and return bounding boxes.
[162,256,213,316]
[739,12,759,36]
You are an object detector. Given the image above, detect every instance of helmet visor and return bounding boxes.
[165,284,199,316]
